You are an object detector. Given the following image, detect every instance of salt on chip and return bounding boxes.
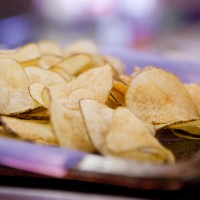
[125,67,198,124]
[50,100,95,152]
[80,99,114,154]
[106,107,174,164]
[1,116,57,145]
[0,58,39,115]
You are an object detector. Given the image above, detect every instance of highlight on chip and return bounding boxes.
[125,67,198,124]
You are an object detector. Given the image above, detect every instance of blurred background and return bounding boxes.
[1,0,200,57]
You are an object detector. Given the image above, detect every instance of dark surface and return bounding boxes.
[0,166,200,200]
[156,129,200,161]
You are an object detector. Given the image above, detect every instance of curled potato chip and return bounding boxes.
[64,39,99,55]
[0,43,40,63]
[0,58,39,115]
[160,118,200,138]
[110,89,125,106]
[125,67,198,124]
[80,99,114,154]
[105,96,119,109]
[37,40,64,57]
[171,129,200,140]
[50,66,73,82]
[29,83,47,108]
[185,83,200,115]
[25,66,67,86]
[1,116,57,145]
[106,107,174,164]
[50,100,95,152]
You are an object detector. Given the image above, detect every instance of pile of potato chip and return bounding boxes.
[0,39,200,165]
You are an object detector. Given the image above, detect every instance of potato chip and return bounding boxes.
[104,55,125,74]
[1,116,57,145]
[160,117,200,137]
[38,55,62,69]
[29,83,47,107]
[50,100,95,152]
[48,65,113,110]
[37,40,64,57]
[64,39,99,55]
[0,58,39,115]
[80,99,114,154]
[25,66,67,86]
[0,43,40,63]
[50,66,73,82]
[119,74,131,85]
[185,83,200,115]
[105,95,120,109]
[55,54,92,76]
[106,95,120,109]
[106,107,174,164]
[41,87,51,107]
[113,80,128,95]
[125,67,198,124]
[91,55,106,66]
